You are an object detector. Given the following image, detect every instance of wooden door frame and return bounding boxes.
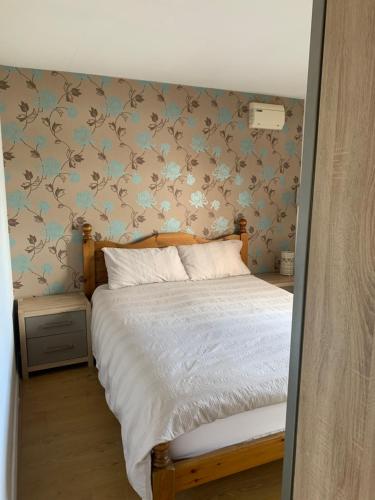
[281,1,327,498]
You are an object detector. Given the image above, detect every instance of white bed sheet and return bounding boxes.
[170,401,286,459]
[91,275,293,499]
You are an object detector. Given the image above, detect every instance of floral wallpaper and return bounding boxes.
[0,65,303,298]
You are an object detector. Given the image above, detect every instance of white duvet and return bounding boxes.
[91,275,293,499]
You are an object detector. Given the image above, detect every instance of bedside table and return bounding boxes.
[255,272,294,292]
[18,292,93,379]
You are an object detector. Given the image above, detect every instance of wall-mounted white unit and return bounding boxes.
[249,103,285,130]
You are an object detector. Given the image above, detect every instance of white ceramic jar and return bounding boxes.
[280,251,295,276]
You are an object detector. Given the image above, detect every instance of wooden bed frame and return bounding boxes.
[81,218,284,499]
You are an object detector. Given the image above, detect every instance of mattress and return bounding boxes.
[170,401,286,459]
[91,275,293,499]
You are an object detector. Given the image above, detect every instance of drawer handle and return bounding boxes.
[41,320,73,330]
[44,344,74,353]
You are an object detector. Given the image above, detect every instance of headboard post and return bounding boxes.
[82,223,95,298]
[239,218,248,266]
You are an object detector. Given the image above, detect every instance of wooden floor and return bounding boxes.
[19,366,282,500]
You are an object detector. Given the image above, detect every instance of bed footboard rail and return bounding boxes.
[152,432,284,499]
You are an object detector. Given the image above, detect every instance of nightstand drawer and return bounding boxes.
[27,331,88,367]
[25,311,86,339]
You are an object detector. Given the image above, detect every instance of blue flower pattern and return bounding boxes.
[136,131,152,150]
[162,162,181,181]
[164,103,181,120]
[218,107,232,124]
[132,174,142,184]
[1,66,301,294]
[45,222,65,240]
[238,191,252,207]
[109,220,125,237]
[12,255,31,273]
[69,172,80,183]
[262,165,275,181]
[240,138,253,155]
[8,190,27,210]
[285,140,297,156]
[107,160,124,178]
[42,263,53,274]
[234,174,243,186]
[190,191,207,208]
[186,174,195,186]
[212,146,222,158]
[39,90,58,110]
[35,135,47,148]
[213,164,230,182]
[101,138,112,150]
[103,200,114,212]
[76,191,94,209]
[131,112,140,124]
[187,116,197,128]
[160,200,171,212]
[43,158,61,177]
[160,143,170,156]
[162,218,181,232]
[67,106,77,118]
[258,217,272,231]
[73,127,92,146]
[191,135,206,152]
[282,191,294,205]
[137,190,155,208]
[106,96,123,116]
[212,216,229,233]
[38,201,50,213]
[3,122,24,143]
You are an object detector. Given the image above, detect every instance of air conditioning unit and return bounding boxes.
[249,103,285,130]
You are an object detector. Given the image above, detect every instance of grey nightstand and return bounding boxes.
[18,292,93,379]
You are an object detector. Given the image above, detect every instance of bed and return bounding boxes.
[82,219,292,500]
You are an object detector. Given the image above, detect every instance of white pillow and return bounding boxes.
[177,240,250,281]
[103,246,189,289]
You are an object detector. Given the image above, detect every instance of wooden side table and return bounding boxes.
[18,292,93,379]
[255,272,294,291]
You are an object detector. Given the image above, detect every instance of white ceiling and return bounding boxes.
[0,0,312,98]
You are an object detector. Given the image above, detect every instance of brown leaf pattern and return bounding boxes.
[0,66,303,297]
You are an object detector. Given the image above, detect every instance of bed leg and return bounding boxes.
[152,443,175,500]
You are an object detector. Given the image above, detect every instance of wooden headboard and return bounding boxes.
[82,218,248,298]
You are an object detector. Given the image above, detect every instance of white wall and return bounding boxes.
[0,123,18,500]
[0,0,312,98]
